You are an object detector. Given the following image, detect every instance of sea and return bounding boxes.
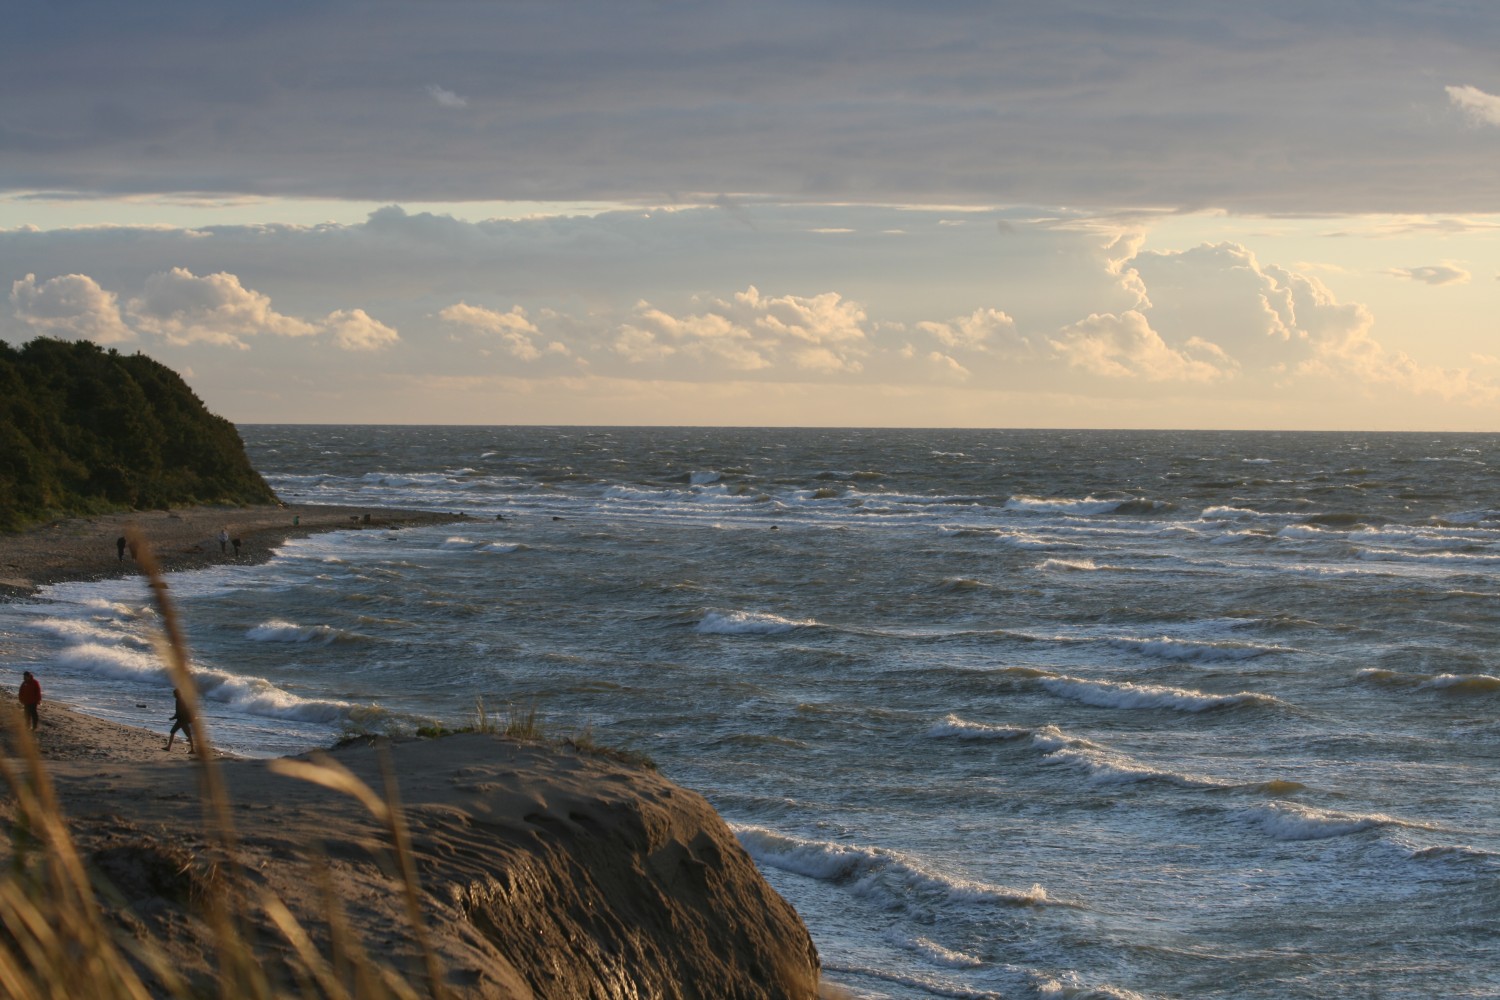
[2,425,1498,999]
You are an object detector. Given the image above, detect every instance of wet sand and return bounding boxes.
[0,503,470,598]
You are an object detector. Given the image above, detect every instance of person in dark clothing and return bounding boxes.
[17,671,40,731]
[164,688,194,752]
[116,536,127,562]
[231,537,242,557]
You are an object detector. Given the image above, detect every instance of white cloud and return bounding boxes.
[9,272,133,344]
[1446,84,1500,126]
[439,302,567,361]
[324,308,399,351]
[916,308,1023,354]
[1386,264,1471,286]
[1049,311,1232,382]
[424,84,468,109]
[127,267,317,348]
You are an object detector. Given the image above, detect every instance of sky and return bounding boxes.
[3,1,1500,430]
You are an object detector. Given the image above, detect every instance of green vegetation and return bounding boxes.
[0,337,277,532]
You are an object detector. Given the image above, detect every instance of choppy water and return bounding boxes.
[3,426,1499,999]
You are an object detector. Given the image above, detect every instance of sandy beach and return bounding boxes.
[0,503,470,598]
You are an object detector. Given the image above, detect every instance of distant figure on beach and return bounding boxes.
[218,528,230,554]
[164,688,194,752]
[116,536,127,561]
[17,671,40,732]
[232,537,242,557]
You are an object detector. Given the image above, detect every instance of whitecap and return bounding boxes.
[731,823,1055,909]
[927,714,1029,741]
[1234,801,1428,841]
[1038,676,1282,713]
[696,610,815,635]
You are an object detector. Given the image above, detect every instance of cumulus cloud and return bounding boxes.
[1446,84,1500,126]
[915,308,1020,353]
[438,302,566,361]
[611,286,871,376]
[424,84,468,109]
[1386,264,1471,285]
[324,308,399,351]
[127,267,318,348]
[9,272,133,344]
[1049,311,1232,382]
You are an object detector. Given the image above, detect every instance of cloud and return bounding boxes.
[915,308,1021,353]
[1386,264,1471,285]
[1446,84,1500,126]
[7,5,1500,214]
[1049,311,1232,382]
[424,84,468,109]
[6,267,397,353]
[127,267,318,348]
[324,308,399,351]
[438,302,561,361]
[610,286,871,376]
[9,272,133,344]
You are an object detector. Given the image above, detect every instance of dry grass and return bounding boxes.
[0,531,449,999]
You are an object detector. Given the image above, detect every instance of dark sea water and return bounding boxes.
[4,426,1499,999]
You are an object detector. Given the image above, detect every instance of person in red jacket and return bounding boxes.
[17,671,40,732]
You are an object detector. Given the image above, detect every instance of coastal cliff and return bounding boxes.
[2,709,823,998]
[0,337,277,531]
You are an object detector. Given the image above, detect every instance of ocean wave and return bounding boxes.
[1035,736,1229,789]
[245,620,370,646]
[1233,801,1431,841]
[696,610,816,635]
[1035,558,1120,572]
[934,576,991,592]
[49,642,368,724]
[1102,635,1291,663]
[883,931,984,969]
[27,616,150,648]
[1035,972,1151,1000]
[1007,495,1167,517]
[927,714,1030,741]
[732,823,1055,909]
[1356,667,1500,694]
[1037,676,1283,713]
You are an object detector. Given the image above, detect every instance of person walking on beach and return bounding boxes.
[231,537,242,557]
[218,528,230,554]
[116,536,127,562]
[17,671,40,732]
[164,688,194,752]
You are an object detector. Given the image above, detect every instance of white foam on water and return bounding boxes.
[1034,972,1151,1000]
[1036,558,1114,572]
[927,714,1030,741]
[1357,667,1500,694]
[245,619,359,645]
[696,610,816,635]
[1035,736,1230,789]
[731,824,1055,909]
[1108,634,1278,663]
[1233,801,1434,842]
[1038,676,1283,713]
[46,641,371,726]
[883,930,985,969]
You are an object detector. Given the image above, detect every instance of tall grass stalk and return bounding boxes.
[0,534,445,999]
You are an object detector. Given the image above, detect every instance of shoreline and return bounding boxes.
[0,502,472,599]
